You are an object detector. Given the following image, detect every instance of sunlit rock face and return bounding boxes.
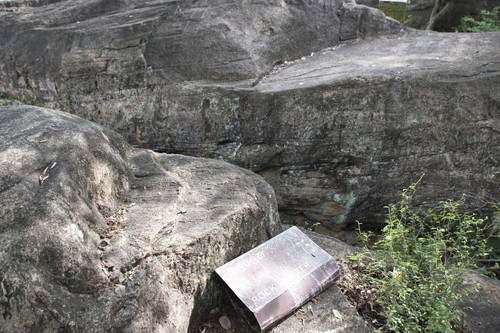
[0,105,280,332]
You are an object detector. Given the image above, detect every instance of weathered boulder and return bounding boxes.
[1,0,499,239]
[0,105,280,332]
[0,0,401,99]
[53,30,498,237]
[249,31,500,235]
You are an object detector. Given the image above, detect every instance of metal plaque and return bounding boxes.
[216,226,341,332]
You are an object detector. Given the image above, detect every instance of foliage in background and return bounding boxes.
[456,7,500,32]
[426,0,455,30]
[350,176,493,332]
[0,76,39,106]
[378,1,408,24]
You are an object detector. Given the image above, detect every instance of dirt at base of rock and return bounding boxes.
[190,304,252,333]
[192,294,341,333]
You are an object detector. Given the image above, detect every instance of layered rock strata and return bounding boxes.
[0,0,498,236]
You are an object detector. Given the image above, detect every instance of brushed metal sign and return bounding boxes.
[216,226,341,332]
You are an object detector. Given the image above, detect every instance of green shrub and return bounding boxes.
[456,7,500,32]
[351,176,492,332]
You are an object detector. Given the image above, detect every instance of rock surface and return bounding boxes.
[461,271,500,333]
[0,0,401,94]
[251,31,500,233]
[152,31,500,236]
[0,0,499,238]
[0,105,280,332]
[1,106,498,332]
[45,30,499,236]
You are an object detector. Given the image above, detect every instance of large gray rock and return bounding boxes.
[0,0,401,98]
[250,31,500,234]
[1,0,499,239]
[0,105,280,332]
[53,30,498,237]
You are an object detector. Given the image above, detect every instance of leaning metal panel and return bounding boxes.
[216,226,341,332]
